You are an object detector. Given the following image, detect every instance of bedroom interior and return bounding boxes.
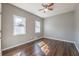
[0,3,79,56]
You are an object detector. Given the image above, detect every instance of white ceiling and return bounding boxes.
[11,3,76,18]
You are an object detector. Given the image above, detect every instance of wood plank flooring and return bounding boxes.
[2,38,79,56]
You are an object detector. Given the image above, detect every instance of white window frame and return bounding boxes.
[13,15,26,35]
[35,20,41,33]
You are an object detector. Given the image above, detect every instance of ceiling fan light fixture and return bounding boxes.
[44,8,48,12]
[39,3,54,13]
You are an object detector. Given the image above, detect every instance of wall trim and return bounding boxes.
[2,39,38,51]
[44,36,74,43]
[44,37,79,52]
[2,37,79,53]
[73,42,79,52]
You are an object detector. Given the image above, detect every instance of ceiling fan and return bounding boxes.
[39,3,54,13]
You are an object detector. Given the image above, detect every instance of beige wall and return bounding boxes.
[2,4,43,50]
[44,12,75,42]
[74,4,79,51]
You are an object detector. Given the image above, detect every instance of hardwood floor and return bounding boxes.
[2,38,79,56]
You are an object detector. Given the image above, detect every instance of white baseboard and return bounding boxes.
[2,37,78,53]
[44,37,79,52]
[44,36,74,43]
[73,42,79,52]
[2,39,38,51]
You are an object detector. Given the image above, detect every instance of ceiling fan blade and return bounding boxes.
[39,9,46,13]
[48,7,53,10]
[48,3,54,7]
[39,9,44,11]
[42,3,48,8]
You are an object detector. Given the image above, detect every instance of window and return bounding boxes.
[35,20,40,33]
[13,15,26,35]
